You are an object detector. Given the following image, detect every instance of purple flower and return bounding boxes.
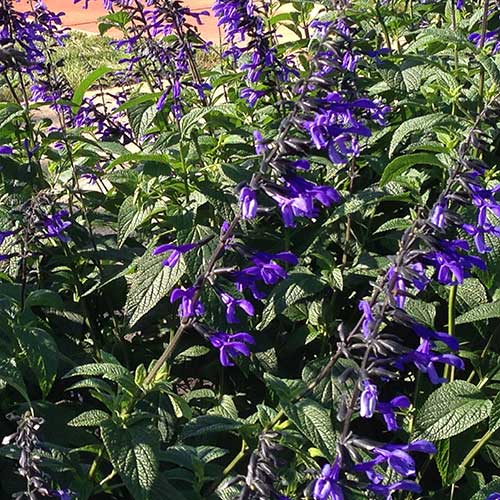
[470,183,500,223]
[43,210,71,242]
[387,267,407,308]
[209,331,255,366]
[152,242,197,267]
[220,291,254,323]
[486,494,500,500]
[0,146,13,155]
[231,250,297,299]
[424,239,486,285]
[468,29,500,54]
[398,338,464,384]
[355,440,436,481]
[50,490,73,500]
[170,287,204,318]
[241,87,265,106]
[359,300,376,338]
[463,222,500,253]
[311,20,334,38]
[360,380,378,418]
[410,262,431,292]
[253,130,266,155]
[430,201,447,229]
[249,251,298,285]
[411,323,459,350]
[313,458,344,500]
[341,51,359,72]
[368,480,421,499]
[263,176,340,227]
[377,395,411,431]
[240,187,258,219]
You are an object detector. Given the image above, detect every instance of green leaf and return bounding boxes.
[380,153,445,185]
[180,107,212,138]
[108,152,170,170]
[73,66,114,106]
[455,278,488,313]
[264,373,306,403]
[125,250,185,326]
[258,270,325,329]
[179,104,238,138]
[283,399,336,460]
[150,474,189,500]
[24,289,63,310]
[414,381,492,441]
[112,93,160,115]
[489,392,500,434]
[97,11,131,34]
[101,420,160,500]
[128,102,158,137]
[302,357,356,406]
[456,301,500,325]
[389,113,448,157]
[435,439,450,485]
[64,362,131,383]
[180,415,242,440]
[470,479,500,500]
[17,327,58,397]
[478,55,500,88]
[0,355,29,401]
[68,410,110,427]
[373,217,411,234]
[405,298,436,328]
[117,196,154,248]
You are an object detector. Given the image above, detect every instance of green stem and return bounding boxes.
[222,440,248,477]
[408,371,421,436]
[477,0,490,106]
[459,428,494,469]
[444,285,457,381]
[88,447,103,481]
[375,0,392,50]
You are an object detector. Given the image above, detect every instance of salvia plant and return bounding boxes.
[1,0,500,498]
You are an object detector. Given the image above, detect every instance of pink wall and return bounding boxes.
[15,0,220,41]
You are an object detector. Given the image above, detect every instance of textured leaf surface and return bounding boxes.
[68,410,110,427]
[389,113,448,157]
[415,381,491,440]
[380,153,445,185]
[126,250,185,326]
[470,479,500,500]
[258,271,325,329]
[117,196,155,248]
[17,327,58,397]
[489,392,500,434]
[180,415,242,440]
[373,217,411,234]
[0,355,28,401]
[64,363,132,385]
[283,398,336,460]
[101,420,159,500]
[456,301,500,324]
